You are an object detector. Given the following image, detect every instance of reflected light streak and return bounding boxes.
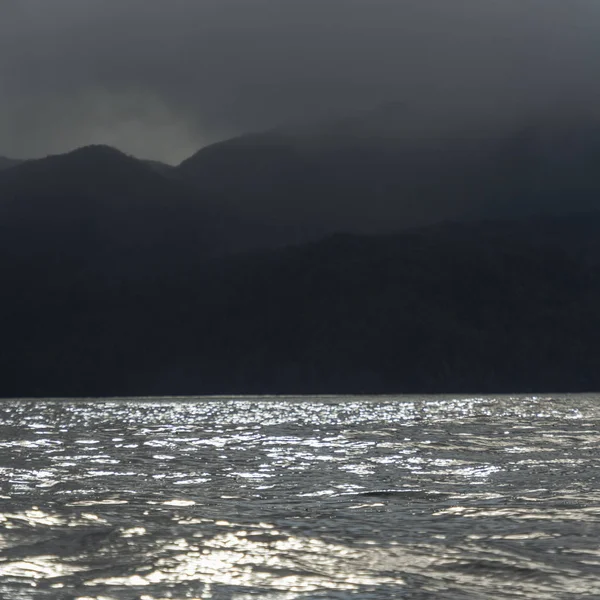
[84,527,405,592]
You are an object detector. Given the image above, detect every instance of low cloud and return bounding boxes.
[1,0,600,162]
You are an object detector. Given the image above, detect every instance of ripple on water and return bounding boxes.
[0,394,599,599]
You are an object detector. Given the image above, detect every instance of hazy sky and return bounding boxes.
[1,0,600,163]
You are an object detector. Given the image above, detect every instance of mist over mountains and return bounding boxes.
[1,109,600,396]
[177,109,600,238]
[5,106,600,247]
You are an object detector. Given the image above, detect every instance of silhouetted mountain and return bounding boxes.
[4,109,600,257]
[1,213,599,397]
[0,145,261,279]
[0,156,24,171]
[176,110,600,244]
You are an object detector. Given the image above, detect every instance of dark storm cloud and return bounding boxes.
[1,0,600,162]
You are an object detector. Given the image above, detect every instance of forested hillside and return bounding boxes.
[2,215,599,397]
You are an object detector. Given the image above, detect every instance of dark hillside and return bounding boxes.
[0,145,252,277]
[1,214,599,397]
[177,113,600,245]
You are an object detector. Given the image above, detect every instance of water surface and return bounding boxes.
[1,394,599,599]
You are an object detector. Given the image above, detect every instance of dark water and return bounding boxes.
[1,395,600,599]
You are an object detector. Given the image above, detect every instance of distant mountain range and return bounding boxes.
[2,110,600,396]
[3,109,600,250]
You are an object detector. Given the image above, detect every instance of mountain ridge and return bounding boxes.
[174,110,600,240]
[0,143,258,276]
[5,105,600,247]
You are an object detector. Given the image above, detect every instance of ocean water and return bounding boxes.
[1,395,599,599]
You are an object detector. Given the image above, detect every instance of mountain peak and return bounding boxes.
[0,144,156,186]
[55,144,138,167]
[65,143,128,158]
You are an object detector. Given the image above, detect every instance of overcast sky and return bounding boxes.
[1,0,600,163]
